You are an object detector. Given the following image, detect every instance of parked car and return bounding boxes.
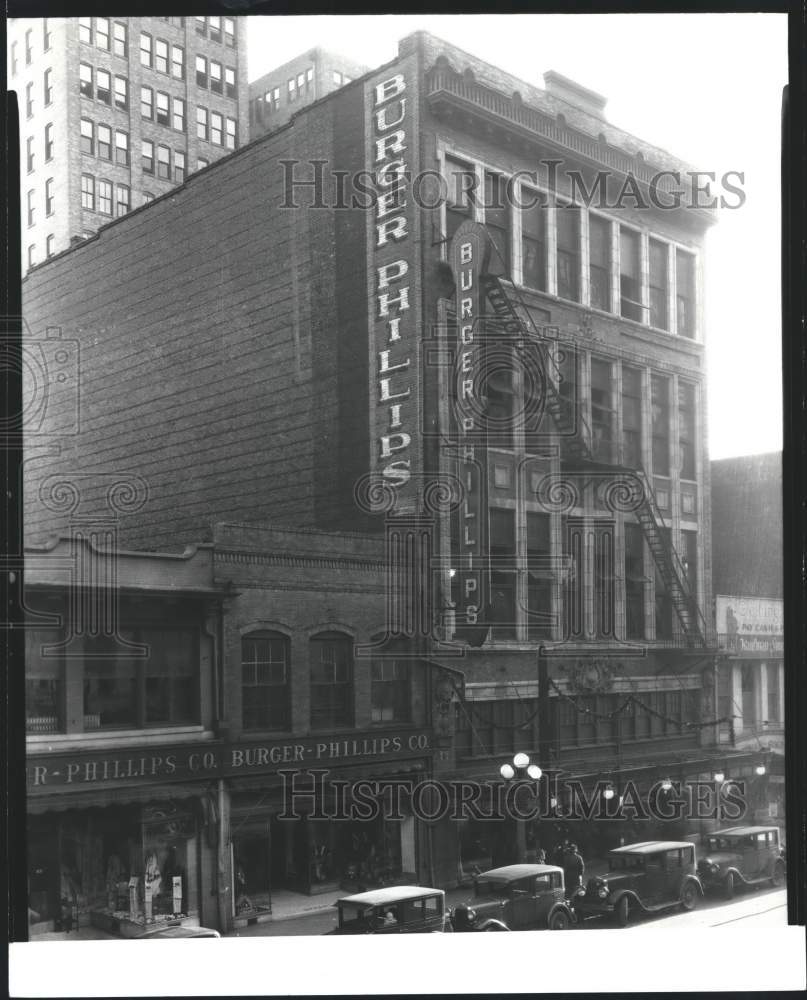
[697,826,786,899]
[451,864,575,932]
[325,886,448,934]
[573,841,702,927]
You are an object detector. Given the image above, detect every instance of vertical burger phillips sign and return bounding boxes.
[366,62,421,511]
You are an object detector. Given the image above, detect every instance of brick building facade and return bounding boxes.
[20,31,771,930]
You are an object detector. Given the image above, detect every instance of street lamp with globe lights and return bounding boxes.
[499,752,545,863]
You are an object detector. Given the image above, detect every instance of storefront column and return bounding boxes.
[757,662,768,727]
[778,663,785,724]
[217,780,233,933]
[731,663,743,737]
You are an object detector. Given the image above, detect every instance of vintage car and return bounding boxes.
[451,864,575,932]
[573,841,702,927]
[326,886,448,934]
[697,826,786,899]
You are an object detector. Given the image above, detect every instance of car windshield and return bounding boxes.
[475,879,509,898]
[609,854,645,871]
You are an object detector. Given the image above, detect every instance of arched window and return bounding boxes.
[241,631,290,731]
[309,632,353,729]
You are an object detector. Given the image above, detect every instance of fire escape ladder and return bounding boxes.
[479,271,708,648]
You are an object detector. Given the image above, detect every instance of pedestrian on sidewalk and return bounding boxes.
[563,843,585,899]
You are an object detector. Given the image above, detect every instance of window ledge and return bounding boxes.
[26,726,213,752]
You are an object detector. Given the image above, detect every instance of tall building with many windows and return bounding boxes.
[9,15,248,271]
[248,47,367,135]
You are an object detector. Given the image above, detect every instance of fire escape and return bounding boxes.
[479,269,710,650]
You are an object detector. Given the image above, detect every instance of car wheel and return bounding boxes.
[772,862,785,888]
[484,924,506,931]
[549,909,570,930]
[724,872,735,900]
[615,896,630,928]
[680,882,698,912]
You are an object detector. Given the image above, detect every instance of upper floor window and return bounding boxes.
[80,117,94,155]
[333,70,343,86]
[115,130,129,166]
[521,189,547,292]
[195,15,207,35]
[115,183,130,217]
[79,62,93,98]
[26,81,34,118]
[174,149,185,182]
[288,77,296,102]
[44,67,53,106]
[371,660,411,723]
[80,173,94,211]
[171,44,184,80]
[622,365,643,468]
[527,511,553,640]
[113,21,128,58]
[488,507,517,640]
[678,381,697,480]
[210,111,223,146]
[196,55,208,89]
[310,632,353,729]
[43,18,51,51]
[140,32,152,68]
[114,75,128,110]
[96,68,111,105]
[484,171,510,274]
[26,136,35,174]
[173,97,185,132]
[556,205,580,302]
[676,249,696,339]
[79,16,92,45]
[225,66,236,99]
[97,178,113,216]
[44,122,54,160]
[649,239,669,330]
[156,144,170,179]
[590,357,615,463]
[46,234,55,258]
[156,91,169,126]
[96,17,110,51]
[589,214,612,311]
[11,42,18,76]
[241,632,290,731]
[619,226,642,321]
[444,155,475,242]
[27,189,35,226]
[624,522,646,640]
[225,117,236,150]
[208,15,222,42]
[142,139,154,174]
[141,86,153,119]
[83,628,200,729]
[210,60,223,94]
[97,123,111,160]
[155,39,169,74]
[25,27,33,64]
[224,17,236,46]
[196,105,208,141]
[45,177,54,215]
[651,374,671,477]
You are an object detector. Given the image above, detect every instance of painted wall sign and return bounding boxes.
[366,64,421,507]
[26,729,433,793]
[716,594,783,654]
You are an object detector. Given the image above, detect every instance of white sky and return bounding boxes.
[249,13,788,460]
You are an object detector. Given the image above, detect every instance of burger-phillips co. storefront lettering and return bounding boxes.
[371,73,413,489]
[27,731,432,790]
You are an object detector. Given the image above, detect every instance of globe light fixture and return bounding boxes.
[603,784,615,801]
[755,763,766,776]
[549,796,558,809]
[500,763,515,781]
[713,770,725,784]
[526,764,542,781]
[661,777,673,792]
[513,752,530,770]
